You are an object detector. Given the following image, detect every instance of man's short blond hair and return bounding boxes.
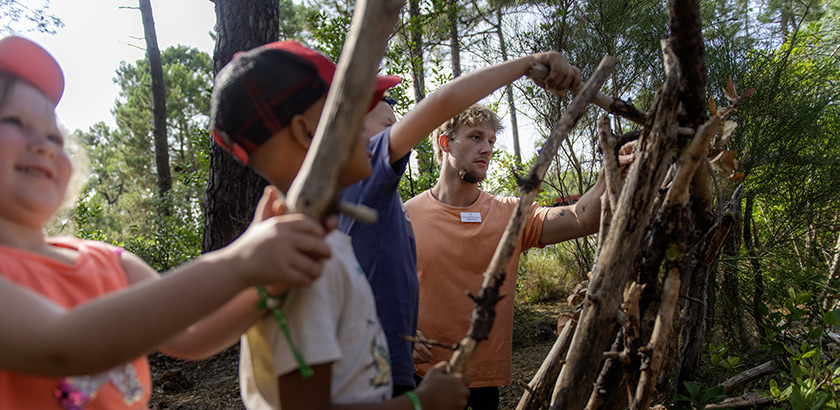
[431,104,503,163]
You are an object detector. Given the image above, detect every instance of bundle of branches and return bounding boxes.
[443,1,752,410]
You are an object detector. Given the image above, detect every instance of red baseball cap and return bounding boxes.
[211,40,401,164]
[0,36,64,107]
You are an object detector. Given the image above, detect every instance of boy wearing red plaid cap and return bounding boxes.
[210,41,471,410]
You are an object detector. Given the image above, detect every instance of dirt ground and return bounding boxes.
[148,303,565,410]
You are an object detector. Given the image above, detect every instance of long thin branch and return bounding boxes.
[447,56,618,374]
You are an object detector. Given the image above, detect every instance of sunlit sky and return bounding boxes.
[24,0,216,133]
[18,0,540,159]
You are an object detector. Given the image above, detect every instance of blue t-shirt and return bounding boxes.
[339,128,419,388]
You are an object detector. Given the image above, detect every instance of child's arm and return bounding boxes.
[125,186,333,360]
[387,52,581,163]
[276,362,470,410]
[0,188,331,376]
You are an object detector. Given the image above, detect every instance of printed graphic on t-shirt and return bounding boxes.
[369,337,392,388]
[54,362,144,409]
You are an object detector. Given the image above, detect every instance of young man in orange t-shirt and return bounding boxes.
[405,104,634,409]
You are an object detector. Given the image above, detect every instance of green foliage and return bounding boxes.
[670,382,728,410]
[0,0,63,34]
[72,45,211,272]
[708,342,743,374]
[516,246,579,304]
[756,291,840,409]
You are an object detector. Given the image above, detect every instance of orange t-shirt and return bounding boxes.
[405,190,548,387]
[0,237,152,410]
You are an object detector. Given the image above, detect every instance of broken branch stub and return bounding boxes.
[285,0,404,222]
[447,56,618,375]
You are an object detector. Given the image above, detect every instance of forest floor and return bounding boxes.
[148,302,567,410]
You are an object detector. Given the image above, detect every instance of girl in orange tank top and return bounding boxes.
[0,36,334,409]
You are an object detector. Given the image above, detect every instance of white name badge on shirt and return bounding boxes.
[461,212,482,223]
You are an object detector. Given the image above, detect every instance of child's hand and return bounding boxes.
[412,330,433,364]
[618,140,636,178]
[415,362,470,410]
[222,186,331,289]
[529,52,581,97]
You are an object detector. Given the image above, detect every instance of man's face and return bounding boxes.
[443,123,496,184]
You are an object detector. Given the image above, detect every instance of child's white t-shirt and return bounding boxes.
[240,231,392,409]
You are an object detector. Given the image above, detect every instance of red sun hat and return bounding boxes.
[0,36,65,107]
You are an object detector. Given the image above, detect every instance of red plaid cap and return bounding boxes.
[210,40,400,164]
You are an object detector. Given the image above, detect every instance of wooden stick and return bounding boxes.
[705,392,775,409]
[244,0,404,392]
[447,55,618,375]
[629,108,723,410]
[529,62,647,125]
[285,0,404,222]
[599,115,622,211]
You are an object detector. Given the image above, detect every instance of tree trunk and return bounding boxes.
[495,8,521,164]
[447,0,460,78]
[744,194,765,328]
[202,0,276,252]
[408,0,425,103]
[823,227,840,310]
[138,0,171,197]
[721,192,747,342]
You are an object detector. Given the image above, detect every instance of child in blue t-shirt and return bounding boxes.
[340,48,581,397]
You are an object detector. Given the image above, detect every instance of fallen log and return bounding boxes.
[721,360,778,394]
[705,391,775,409]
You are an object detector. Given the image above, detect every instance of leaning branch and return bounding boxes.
[447,56,618,374]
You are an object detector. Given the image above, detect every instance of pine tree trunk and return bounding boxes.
[138,0,171,197]
[495,8,521,165]
[448,0,460,78]
[202,0,276,252]
[408,0,425,103]
[744,194,765,328]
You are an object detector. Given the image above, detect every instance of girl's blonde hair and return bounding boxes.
[430,104,503,163]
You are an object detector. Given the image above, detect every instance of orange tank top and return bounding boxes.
[0,237,152,410]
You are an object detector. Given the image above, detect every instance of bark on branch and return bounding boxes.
[447,56,618,374]
[721,360,778,394]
